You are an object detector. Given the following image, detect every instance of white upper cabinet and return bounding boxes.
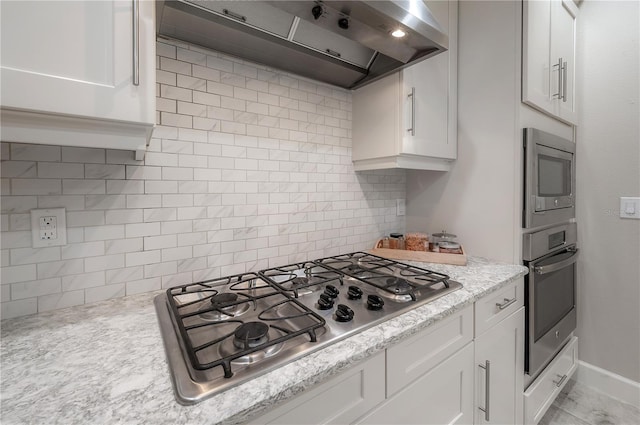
[523,0,578,125]
[352,0,457,171]
[0,0,155,158]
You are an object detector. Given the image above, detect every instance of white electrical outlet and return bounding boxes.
[396,199,406,216]
[31,208,67,248]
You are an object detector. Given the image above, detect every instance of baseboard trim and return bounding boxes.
[575,360,640,408]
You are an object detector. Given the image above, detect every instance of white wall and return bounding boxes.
[576,0,640,383]
[0,38,406,320]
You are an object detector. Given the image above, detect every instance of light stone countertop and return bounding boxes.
[0,257,527,425]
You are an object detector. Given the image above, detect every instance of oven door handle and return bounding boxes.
[533,249,579,275]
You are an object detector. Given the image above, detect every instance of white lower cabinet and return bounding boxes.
[524,336,578,425]
[358,343,474,425]
[249,351,385,425]
[474,307,525,425]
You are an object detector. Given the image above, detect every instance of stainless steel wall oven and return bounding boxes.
[523,222,578,381]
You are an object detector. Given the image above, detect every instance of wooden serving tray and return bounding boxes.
[369,240,467,266]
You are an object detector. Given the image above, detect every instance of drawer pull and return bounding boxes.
[496,297,516,310]
[553,374,568,387]
[478,360,491,421]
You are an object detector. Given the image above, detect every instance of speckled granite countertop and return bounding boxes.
[1,257,527,425]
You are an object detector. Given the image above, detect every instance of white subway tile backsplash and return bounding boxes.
[1,264,37,284]
[84,225,126,241]
[1,298,38,319]
[126,277,162,295]
[66,211,105,228]
[63,179,105,195]
[144,260,177,279]
[105,266,143,284]
[126,222,161,238]
[10,247,60,266]
[162,167,193,181]
[61,242,105,260]
[105,209,143,225]
[84,254,125,273]
[126,250,161,267]
[144,235,177,250]
[1,231,32,249]
[38,290,84,312]
[11,144,61,162]
[62,271,105,291]
[12,178,61,195]
[11,277,62,300]
[1,161,37,178]
[105,238,143,255]
[85,283,125,303]
[85,164,126,180]
[0,38,404,318]
[162,272,193,289]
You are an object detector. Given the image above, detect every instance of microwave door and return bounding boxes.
[534,145,575,212]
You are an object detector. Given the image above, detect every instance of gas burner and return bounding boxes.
[216,323,285,364]
[199,293,251,321]
[260,262,343,297]
[291,277,309,286]
[233,322,270,349]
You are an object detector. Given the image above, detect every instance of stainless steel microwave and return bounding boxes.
[523,128,576,229]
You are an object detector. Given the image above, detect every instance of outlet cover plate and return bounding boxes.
[31,208,67,247]
[396,199,406,216]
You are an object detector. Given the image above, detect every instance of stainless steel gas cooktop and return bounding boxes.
[154,252,462,405]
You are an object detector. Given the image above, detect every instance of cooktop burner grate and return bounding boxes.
[259,262,344,298]
[166,272,326,378]
[316,252,453,301]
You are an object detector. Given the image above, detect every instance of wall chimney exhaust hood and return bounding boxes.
[156,0,448,89]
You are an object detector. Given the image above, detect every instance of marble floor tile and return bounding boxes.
[540,379,640,425]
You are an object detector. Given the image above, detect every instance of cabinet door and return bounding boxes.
[474,307,525,425]
[522,0,553,114]
[0,0,155,126]
[357,343,474,425]
[551,0,578,123]
[402,0,456,160]
[522,0,578,125]
[250,352,385,425]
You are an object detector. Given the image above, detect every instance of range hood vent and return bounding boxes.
[157,0,448,89]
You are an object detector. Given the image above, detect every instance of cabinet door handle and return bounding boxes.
[562,61,568,102]
[553,374,568,387]
[132,0,140,86]
[552,57,563,99]
[223,8,247,22]
[496,297,517,310]
[478,360,491,421]
[325,49,342,58]
[407,87,415,136]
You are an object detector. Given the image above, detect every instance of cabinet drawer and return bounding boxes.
[250,351,385,425]
[524,336,578,425]
[387,305,473,397]
[475,278,524,337]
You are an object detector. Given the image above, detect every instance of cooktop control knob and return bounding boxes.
[324,285,339,298]
[367,294,384,310]
[335,304,354,322]
[347,286,363,300]
[318,293,334,310]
